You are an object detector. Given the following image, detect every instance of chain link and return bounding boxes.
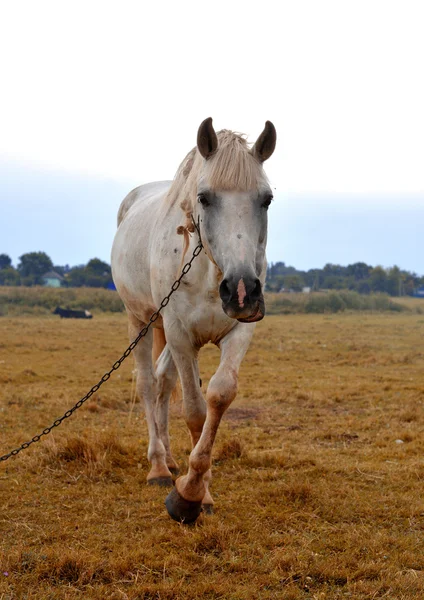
[0,229,203,463]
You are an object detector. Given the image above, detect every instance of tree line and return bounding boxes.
[0,252,113,288]
[266,261,423,296]
[0,252,422,296]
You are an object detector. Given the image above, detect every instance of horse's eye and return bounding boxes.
[262,194,273,209]
[197,193,210,207]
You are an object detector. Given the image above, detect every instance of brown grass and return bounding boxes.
[1,312,424,598]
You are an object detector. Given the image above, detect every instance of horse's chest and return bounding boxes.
[185,292,234,346]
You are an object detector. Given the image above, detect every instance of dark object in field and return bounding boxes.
[53,307,93,319]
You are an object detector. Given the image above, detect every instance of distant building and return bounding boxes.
[42,271,65,288]
[302,287,311,294]
[413,286,424,298]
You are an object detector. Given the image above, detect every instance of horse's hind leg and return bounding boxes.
[155,344,179,474]
[128,313,173,486]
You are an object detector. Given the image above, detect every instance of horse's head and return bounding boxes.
[193,118,276,322]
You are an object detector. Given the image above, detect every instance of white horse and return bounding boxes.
[111,118,276,522]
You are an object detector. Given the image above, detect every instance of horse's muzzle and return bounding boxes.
[219,276,265,322]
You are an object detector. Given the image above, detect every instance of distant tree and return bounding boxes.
[65,258,113,288]
[402,272,417,296]
[387,266,401,296]
[66,266,87,287]
[346,262,372,281]
[0,267,20,286]
[356,279,372,294]
[283,274,304,292]
[18,252,53,284]
[0,254,12,270]
[266,274,284,292]
[53,264,70,276]
[305,269,323,290]
[322,275,344,290]
[86,258,111,276]
[267,262,286,278]
[370,266,388,293]
[345,275,356,290]
[323,263,346,278]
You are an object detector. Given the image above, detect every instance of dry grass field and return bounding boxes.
[1,309,424,599]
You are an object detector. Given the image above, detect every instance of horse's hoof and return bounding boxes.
[169,467,180,476]
[147,476,173,487]
[202,503,214,515]
[165,487,202,524]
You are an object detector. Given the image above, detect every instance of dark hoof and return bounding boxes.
[169,467,180,476]
[202,503,214,515]
[148,476,173,487]
[165,487,202,524]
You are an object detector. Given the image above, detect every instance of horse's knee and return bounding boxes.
[207,368,238,412]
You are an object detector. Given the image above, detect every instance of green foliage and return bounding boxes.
[304,294,333,313]
[0,253,12,269]
[283,274,304,291]
[267,261,422,297]
[370,266,387,292]
[0,253,114,289]
[18,252,54,281]
[0,267,20,286]
[386,265,401,296]
[327,291,346,312]
[86,258,111,276]
[264,296,295,315]
[266,291,409,315]
[66,258,112,288]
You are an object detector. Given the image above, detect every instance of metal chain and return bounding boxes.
[0,228,203,463]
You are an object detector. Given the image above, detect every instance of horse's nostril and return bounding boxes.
[251,279,262,302]
[219,279,232,304]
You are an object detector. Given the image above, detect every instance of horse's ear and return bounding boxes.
[252,121,276,163]
[197,117,218,159]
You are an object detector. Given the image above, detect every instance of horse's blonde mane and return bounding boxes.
[167,130,267,220]
[204,130,266,192]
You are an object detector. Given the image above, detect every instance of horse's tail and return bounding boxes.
[152,328,166,364]
[153,329,181,403]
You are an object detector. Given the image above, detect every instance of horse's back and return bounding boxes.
[117,181,172,226]
[112,180,175,323]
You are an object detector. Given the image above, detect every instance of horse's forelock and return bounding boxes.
[167,130,267,215]
[204,130,267,192]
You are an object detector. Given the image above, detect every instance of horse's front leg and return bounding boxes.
[165,323,255,523]
[162,326,211,516]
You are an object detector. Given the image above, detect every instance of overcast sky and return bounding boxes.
[0,0,423,274]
